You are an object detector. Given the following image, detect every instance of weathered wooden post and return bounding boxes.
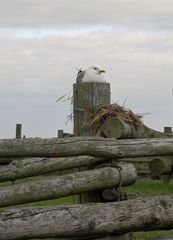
[73,82,110,136]
[15,123,22,138]
[73,82,132,239]
[164,126,172,134]
[58,129,64,138]
[73,82,110,201]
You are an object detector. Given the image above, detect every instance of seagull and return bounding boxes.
[76,66,106,83]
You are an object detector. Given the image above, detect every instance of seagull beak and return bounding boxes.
[99,69,106,74]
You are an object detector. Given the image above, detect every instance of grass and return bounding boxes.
[124,178,173,195]
[133,231,173,240]
[25,196,74,206]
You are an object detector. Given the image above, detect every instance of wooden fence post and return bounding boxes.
[164,126,172,134]
[73,82,131,239]
[73,82,110,136]
[73,82,110,202]
[58,129,64,138]
[73,82,110,199]
[15,124,22,139]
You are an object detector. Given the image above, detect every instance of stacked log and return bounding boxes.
[0,163,136,207]
[0,137,173,159]
[102,117,173,139]
[0,137,172,239]
[0,156,106,182]
[149,157,173,182]
[1,155,173,182]
[0,195,173,240]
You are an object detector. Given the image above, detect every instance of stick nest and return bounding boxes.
[87,103,143,136]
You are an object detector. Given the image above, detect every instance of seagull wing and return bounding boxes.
[76,70,85,83]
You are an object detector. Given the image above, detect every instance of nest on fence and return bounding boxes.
[87,103,143,136]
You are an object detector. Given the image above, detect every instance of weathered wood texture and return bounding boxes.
[149,157,173,176]
[0,158,13,164]
[15,123,22,138]
[2,155,171,182]
[31,236,131,240]
[58,129,64,138]
[0,163,136,207]
[0,195,173,240]
[73,82,110,136]
[149,157,173,183]
[102,117,173,139]
[164,127,172,134]
[57,131,74,138]
[0,156,107,182]
[3,155,171,182]
[73,82,112,217]
[0,137,173,160]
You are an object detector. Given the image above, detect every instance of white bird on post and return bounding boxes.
[76,66,106,83]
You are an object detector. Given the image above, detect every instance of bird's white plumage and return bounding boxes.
[76,66,106,83]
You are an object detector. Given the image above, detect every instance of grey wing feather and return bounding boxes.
[76,70,85,83]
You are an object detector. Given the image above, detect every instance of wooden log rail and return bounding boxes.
[149,156,173,183]
[0,137,173,162]
[102,117,173,139]
[0,195,173,240]
[0,156,106,182]
[1,155,173,183]
[14,236,131,240]
[149,157,173,176]
[29,238,123,240]
[0,163,136,207]
[31,238,126,240]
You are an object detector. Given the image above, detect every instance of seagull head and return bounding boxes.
[78,65,106,83]
[87,66,106,75]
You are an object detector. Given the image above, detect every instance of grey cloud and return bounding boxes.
[0,1,172,137]
[0,0,173,29]
[1,29,172,93]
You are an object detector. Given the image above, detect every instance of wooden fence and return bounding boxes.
[0,82,173,240]
[0,137,173,239]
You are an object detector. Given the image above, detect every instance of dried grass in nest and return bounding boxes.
[88,103,143,136]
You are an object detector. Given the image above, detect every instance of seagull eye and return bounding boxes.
[94,67,97,70]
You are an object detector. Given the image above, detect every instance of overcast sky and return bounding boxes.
[0,0,172,138]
